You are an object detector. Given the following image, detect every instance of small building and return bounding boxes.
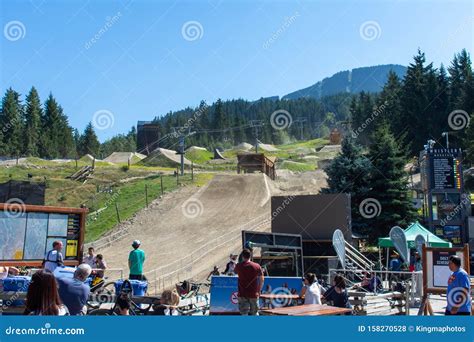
[137,121,161,155]
[237,153,276,180]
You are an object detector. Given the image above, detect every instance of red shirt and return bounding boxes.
[235,260,263,299]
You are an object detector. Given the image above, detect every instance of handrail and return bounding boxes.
[344,241,375,267]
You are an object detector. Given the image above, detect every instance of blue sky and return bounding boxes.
[1,0,473,141]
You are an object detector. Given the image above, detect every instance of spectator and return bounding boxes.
[24,270,69,316]
[234,248,264,316]
[0,266,20,280]
[207,266,220,281]
[368,272,382,292]
[360,272,371,291]
[128,240,146,281]
[223,254,238,275]
[389,252,402,271]
[323,275,351,312]
[445,255,472,316]
[153,289,180,315]
[115,279,133,315]
[56,264,92,315]
[84,247,96,268]
[43,241,64,273]
[414,252,422,272]
[94,254,107,278]
[300,273,321,305]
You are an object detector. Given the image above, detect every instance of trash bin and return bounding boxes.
[2,276,31,306]
[114,279,148,296]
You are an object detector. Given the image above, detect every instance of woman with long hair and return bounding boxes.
[24,270,69,316]
[323,274,352,313]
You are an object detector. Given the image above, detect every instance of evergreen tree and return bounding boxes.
[321,137,373,235]
[399,49,434,154]
[79,122,100,157]
[365,125,417,241]
[57,105,76,158]
[0,88,23,156]
[23,87,42,156]
[379,71,403,133]
[41,94,63,158]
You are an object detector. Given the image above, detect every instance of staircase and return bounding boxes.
[342,241,375,282]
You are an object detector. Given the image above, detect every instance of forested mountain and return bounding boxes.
[283,64,407,100]
[150,93,352,151]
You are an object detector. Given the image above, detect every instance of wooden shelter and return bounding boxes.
[237,153,276,180]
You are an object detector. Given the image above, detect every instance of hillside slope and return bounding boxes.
[283,64,406,100]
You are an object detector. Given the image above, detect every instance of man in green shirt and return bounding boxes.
[128,240,147,281]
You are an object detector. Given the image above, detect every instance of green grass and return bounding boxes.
[276,138,329,152]
[85,173,213,242]
[185,148,214,164]
[279,160,316,172]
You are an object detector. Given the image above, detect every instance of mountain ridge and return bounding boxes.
[282,64,407,100]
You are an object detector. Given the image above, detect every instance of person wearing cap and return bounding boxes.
[445,255,471,315]
[56,264,92,315]
[223,254,238,275]
[129,240,146,281]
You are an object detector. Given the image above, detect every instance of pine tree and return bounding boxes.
[379,71,403,133]
[399,49,434,154]
[41,94,62,158]
[0,88,23,156]
[321,137,373,235]
[24,87,42,156]
[57,105,75,158]
[366,124,417,241]
[79,122,100,157]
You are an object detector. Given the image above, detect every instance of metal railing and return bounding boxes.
[329,268,423,309]
[344,241,375,271]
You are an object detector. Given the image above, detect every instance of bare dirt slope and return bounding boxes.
[98,174,273,284]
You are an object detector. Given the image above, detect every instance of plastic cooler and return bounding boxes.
[114,280,148,296]
[1,276,31,306]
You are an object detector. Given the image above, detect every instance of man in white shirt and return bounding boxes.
[43,241,64,272]
[83,247,96,268]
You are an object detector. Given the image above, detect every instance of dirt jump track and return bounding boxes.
[95,174,273,292]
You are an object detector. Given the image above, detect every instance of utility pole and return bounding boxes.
[294,118,307,140]
[249,120,264,153]
[171,127,196,176]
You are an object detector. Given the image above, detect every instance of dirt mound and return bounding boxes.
[104,152,146,164]
[275,169,327,194]
[97,174,273,288]
[236,142,253,151]
[258,143,279,152]
[140,148,192,167]
[187,146,208,152]
[79,154,95,162]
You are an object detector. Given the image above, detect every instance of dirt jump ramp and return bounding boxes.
[98,173,273,287]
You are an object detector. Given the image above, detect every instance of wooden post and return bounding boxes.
[92,157,96,169]
[191,162,194,181]
[115,202,121,223]
[160,175,164,196]
[177,170,179,186]
[145,184,148,207]
[75,157,78,170]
